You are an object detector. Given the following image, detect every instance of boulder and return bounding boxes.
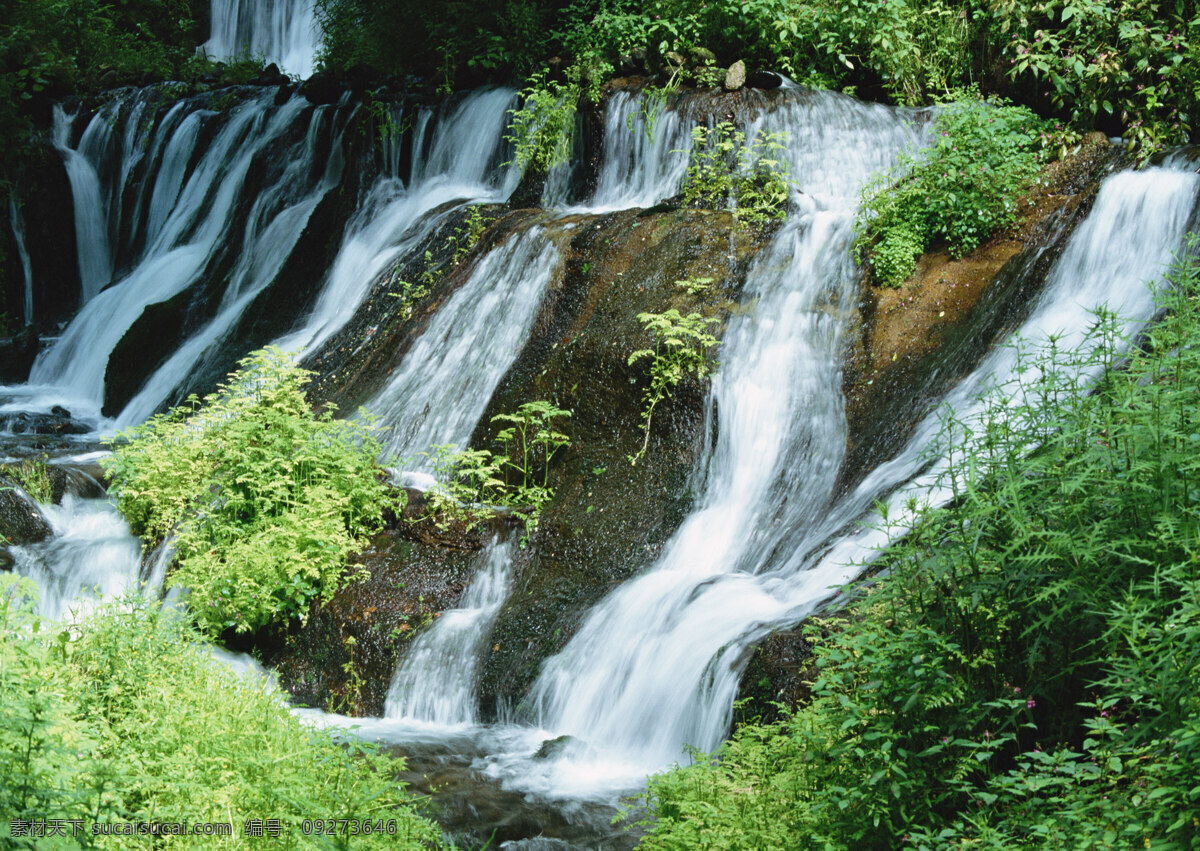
[724,59,747,91]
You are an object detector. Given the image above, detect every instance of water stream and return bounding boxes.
[7,45,1200,847]
[204,0,319,78]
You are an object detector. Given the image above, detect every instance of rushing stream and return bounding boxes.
[5,12,1200,845]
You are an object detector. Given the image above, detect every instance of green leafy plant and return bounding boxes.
[4,457,51,504]
[102,347,388,635]
[0,579,442,847]
[628,309,719,465]
[506,72,580,174]
[678,121,792,229]
[420,401,571,539]
[856,93,1046,287]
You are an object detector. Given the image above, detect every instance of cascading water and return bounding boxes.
[366,226,564,463]
[8,198,34,324]
[10,41,1200,845]
[30,90,349,425]
[384,540,513,725]
[204,0,319,79]
[516,153,1200,795]
[275,88,522,358]
[52,106,114,304]
[10,495,143,621]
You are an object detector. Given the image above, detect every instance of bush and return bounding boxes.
[636,246,1200,847]
[856,93,1046,287]
[103,347,388,635]
[0,578,442,847]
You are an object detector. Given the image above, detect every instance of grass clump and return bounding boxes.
[0,577,441,847]
[636,245,1200,847]
[102,347,388,636]
[856,94,1046,288]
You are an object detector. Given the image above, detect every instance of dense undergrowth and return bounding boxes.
[0,577,442,848]
[634,247,1200,847]
[856,94,1049,288]
[103,348,388,636]
[315,0,1198,152]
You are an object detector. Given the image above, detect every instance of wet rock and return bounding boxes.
[300,69,345,105]
[0,328,40,384]
[746,70,783,90]
[0,410,90,436]
[253,491,516,716]
[473,206,777,711]
[0,483,52,547]
[723,60,747,92]
[532,734,577,759]
[838,139,1121,496]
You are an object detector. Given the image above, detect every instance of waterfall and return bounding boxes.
[204,0,319,79]
[384,540,513,725]
[585,90,693,212]
[8,198,34,324]
[52,106,114,305]
[275,88,521,358]
[32,91,344,424]
[11,495,143,621]
[525,90,927,782]
[367,226,563,464]
[515,103,1200,792]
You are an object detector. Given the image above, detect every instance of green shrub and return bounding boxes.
[678,121,792,227]
[636,246,1200,847]
[103,347,388,635]
[0,577,442,847]
[856,93,1046,287]
[421,400,570,538]
[992,0,1199,153]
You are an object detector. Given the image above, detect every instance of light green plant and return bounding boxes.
[678,122,792,229]
[5,456,51,504]
[674,275,714,296]
[0,579,442,847]
[506,72,579,173]
[855,93,1046,287]
[628,309,719,465]
[420,401,571,539]
[102,347,388,635]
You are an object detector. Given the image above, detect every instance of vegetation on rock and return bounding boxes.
[103,347,388,635]
[856,93,1049,288]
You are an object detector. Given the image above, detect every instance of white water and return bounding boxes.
[52,106,114,304]
[27,91,350,426]
[367,225,563,463]
[204,0,318,79]
[8,198,34,324]
[384,540,513,725]
[508,162,1200,796]
[11,495,142,621]
[275,88,522,358]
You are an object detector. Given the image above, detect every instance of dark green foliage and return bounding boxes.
[636,247,1200,847]
[103,348,389,635]
[856,94,1046,287]
[0,577,442,847]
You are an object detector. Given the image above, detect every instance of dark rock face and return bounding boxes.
[255,492,518,716]
[9,143,82,329]
[0,484,52,551]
